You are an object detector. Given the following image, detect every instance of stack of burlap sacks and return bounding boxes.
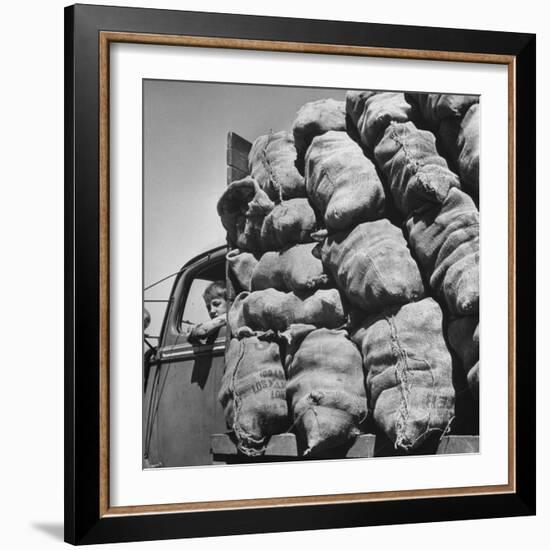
[217,92,480,458]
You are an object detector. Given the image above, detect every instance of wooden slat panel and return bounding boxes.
[264,434,298,456]
[212,433,376,458]
[346,435,376,458]
[227,147,249,174]
[436,435,479,454]
[227,131,252,158]
[211,433,239,455]
[212,433,479,459]
[211,433,298,457]
[226,132,252,182]
[227,165,248,185]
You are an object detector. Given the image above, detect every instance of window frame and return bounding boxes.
[157,245,228,361]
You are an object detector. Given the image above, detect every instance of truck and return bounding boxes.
[143,132,479,468]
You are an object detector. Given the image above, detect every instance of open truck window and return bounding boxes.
[153,246,227,352]
[180,278,216,328]
[177,257,226,339]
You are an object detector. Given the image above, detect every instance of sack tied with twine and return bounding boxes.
[261,198,317,250]
[448,316,479,400]
[226,249,258,292]
[405,92,479,128]
[374,121,461,216]
[217,176,274,251]
[305,131,386,231]
[249,131,305,201]
[217,177,317,252]
[317,219,425,313]
[406,187,479,316]
[227,288,346,336]
[284,325,368,456]
[251,243,329,293]
[218,336,289,456]
[346,90,413,151]
[292,98,347,172]
[439,103,480,198]
[352,298,455,451]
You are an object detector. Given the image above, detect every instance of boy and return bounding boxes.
[186,281,227,344]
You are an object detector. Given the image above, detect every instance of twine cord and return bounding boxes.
[385,312,449,451]
[401,356,439,450]
[385,315,413,449]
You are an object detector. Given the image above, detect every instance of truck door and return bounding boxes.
[143,249,228,468]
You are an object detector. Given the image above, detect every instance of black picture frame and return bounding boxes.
[65,3,536,545]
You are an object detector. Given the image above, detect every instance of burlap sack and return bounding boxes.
[305,131,385,231]
[448,316,479,399]
[229,288,346,333]
[226,249,258,291]
[405,92,478,127]
[285,326,367,455]
[456,103,480,196]
[251,243,329,292]
[298,289,345,329]
[437,118,461,169]
[227,291,249,338]
[439,103,480,198]
[406,187,479,315]
[374,121,461,216]
[218,336,289,456]
[217,178,317,252]
[249,131,305,201]
[467,362,479,401]
[352,298,455,451]
[217,177,274,251]
[244,288,293,331]
[319,219,425,313]
[249,251,283,291]
[346,90,413,150]
[260,198,317,249]
[292,99,346,169]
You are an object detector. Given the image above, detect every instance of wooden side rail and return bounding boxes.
[227,131,252,184]
[211,433,479,464]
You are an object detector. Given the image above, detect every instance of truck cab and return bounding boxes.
[143,245,229,468]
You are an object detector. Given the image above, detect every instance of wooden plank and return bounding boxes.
[227,131,252,158]
[211,433,298,457]
[227,147,249,174]
[212,433,376,458]
[226,132,251,182]
[436,435,479,454]
[265,433,298,456]
[346,435,376,458]
[212,433,479,459]
[211,433,238,455]
[227,165,248,185]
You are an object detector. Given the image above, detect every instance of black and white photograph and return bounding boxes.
[142,81,480,468]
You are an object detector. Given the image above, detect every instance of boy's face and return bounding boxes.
[206,295,227,319]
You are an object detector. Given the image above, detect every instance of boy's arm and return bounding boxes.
[188,316,226,343]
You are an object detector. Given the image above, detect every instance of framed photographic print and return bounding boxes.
[64,3,536,545]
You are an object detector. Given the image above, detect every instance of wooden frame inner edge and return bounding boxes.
[99,30,110,517]
[98,31,517,517]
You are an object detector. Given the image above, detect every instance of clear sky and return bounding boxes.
[143,79,347,336]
